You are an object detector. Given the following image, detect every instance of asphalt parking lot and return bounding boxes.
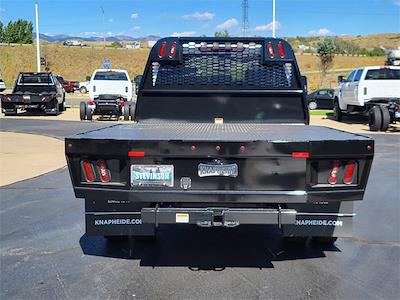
[0,118,399,299]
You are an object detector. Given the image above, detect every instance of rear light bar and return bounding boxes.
[128,151,145,157]
[97,160,111,183]
[169,42,177,58]
[267,42,275,58]
[81,160,95,182]
[292,152,309,158]
[277,42,285,58]
[158,42,167,58]
[328,160,340,185]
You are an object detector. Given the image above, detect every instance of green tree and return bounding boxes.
[3,19,33,44]
[368,47,385,56]
[214,30,230,37]
[316,37,336,76]
[0,21,4,42]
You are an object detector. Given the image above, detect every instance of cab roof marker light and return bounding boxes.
[128,151,145,157]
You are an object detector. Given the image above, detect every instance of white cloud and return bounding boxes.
[254,21,281,32]
[171,31,197,37]
[394,0,400,6]
[216,18,239,30]
[130,13,139,19]
[132,26,141,30]
[308,28,333,36]
[182,12,215,21]
[108,18,114,23]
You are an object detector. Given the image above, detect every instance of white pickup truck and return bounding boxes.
[333,66,400,131]
[80,69,134,121]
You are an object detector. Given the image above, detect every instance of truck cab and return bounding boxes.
[89,69,133,101]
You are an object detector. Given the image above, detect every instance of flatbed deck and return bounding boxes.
[73,123,369,142]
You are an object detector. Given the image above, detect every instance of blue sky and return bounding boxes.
[0,0,399,37]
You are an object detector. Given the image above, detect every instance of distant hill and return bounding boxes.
[36,33,161,42]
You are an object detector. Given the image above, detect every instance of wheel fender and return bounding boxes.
[336,95,347,111]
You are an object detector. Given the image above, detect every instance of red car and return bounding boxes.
[56,76,79,93]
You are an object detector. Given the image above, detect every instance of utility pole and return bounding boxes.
[272,0,276,38]
[35,0,41,72]
[242,0,249,37]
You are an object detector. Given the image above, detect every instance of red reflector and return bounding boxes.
[292,152,309,158]
[128,151,145,157]
[328,160,340,185]
[81,160,95,182]
[169,42,177,58]
[277,42,285,58]
[97,160,111,183]
[267,42,275,58]
[343,161,356,185]
[158,42,167,58]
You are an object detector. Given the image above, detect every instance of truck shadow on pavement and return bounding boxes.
[79,225,340,270]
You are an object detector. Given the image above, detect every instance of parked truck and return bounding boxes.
[1,72,65,116]
[334,66,400,131]
[65,38,374,245]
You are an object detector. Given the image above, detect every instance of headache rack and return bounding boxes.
[139,37,303,92]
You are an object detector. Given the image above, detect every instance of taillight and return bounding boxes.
[169,42,177,58]
[267,42,275,58]
[277,42,285,58]
[343,161,356,185]
[97,160,111,183]
[1,96,10,102]
[89,99,94,105]
[158,42,167,58]
[328,160,340,185]
[81,160,95,182]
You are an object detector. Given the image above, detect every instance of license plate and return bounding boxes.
[198,163,238,178]
[131,165,174,187]
[23,95,31,100]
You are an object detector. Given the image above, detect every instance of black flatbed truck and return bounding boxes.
[1,72,66,116]
[66,37,374,245]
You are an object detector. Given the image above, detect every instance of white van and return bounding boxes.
[89,69,133,101]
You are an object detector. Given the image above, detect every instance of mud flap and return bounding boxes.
[85,213,155,236]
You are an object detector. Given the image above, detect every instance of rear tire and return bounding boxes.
[58,101,65,112]
[380,106,390,131]
[308,101,317,110]
[129,101,135,121]
[333,101,342,121]
[86,105,93,121]
[312,236,337,245]
[124,102,130,121]
[368,106,382,131]
[79,101,86,120]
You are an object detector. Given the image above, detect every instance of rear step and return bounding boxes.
[141,207,297,227]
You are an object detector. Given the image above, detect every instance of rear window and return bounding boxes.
[93,71,128,81]
[365,69,400,80]
[19,74,53,84]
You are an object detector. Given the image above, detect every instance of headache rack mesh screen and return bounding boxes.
[152,41,295,89]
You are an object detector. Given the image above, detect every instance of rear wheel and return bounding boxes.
[129,101,136,121]
[124,102,130,121]
[79,102,86,120]
[308,101,317,110]
[380,106,390,131]
[368,106,382,131]
[86,105,93,120]
[58,101,65,112]
[333,101,342,121]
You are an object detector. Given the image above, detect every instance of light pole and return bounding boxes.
[101,6,105,43]
[272,0,276,38]
[35,0,41,72]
